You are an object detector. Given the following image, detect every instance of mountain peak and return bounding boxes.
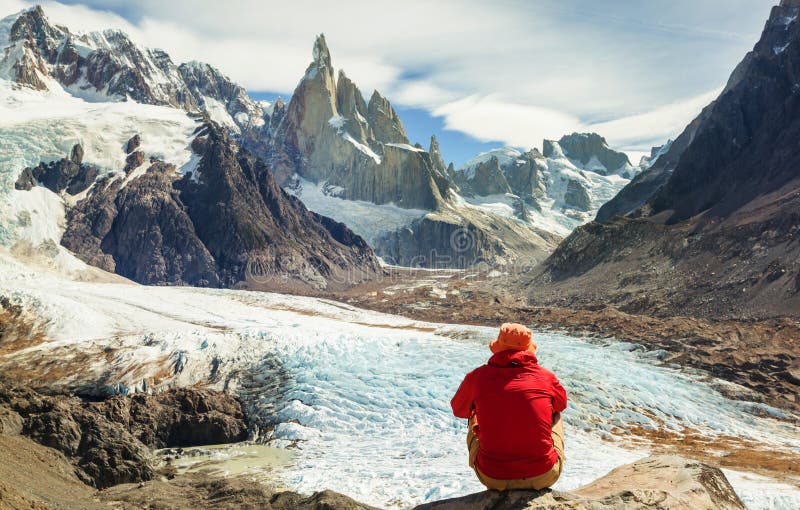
[9,4,62,44]
[313,33,331,68]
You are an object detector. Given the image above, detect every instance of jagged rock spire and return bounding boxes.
[313,34,332,69]
[367,90,408,144]
[429,135,447,174]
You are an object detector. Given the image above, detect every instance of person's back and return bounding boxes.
[451,323,567,491]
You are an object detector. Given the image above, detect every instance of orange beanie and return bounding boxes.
[489,323,537,354]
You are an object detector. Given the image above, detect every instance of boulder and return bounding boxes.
[70,143,84,165]
[125,133,141,154]
[414,456,745,510]
[14,167,36,191]
[123,150,145,174]
[14,144,98,195]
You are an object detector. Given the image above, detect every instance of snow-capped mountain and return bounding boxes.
[263,34,450,211]
[260,35,559,268]
[0,5,641,273]
[453,134,642,237]
[0,6,262,131]
[0,6,379,290]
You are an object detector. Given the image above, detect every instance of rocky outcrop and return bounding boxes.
[14,144,98,195]
[503,149,548,205]
[60,124,380,290]
[0,384,154,488]
[544,133,632,175]
[265,34,450,211]
[178,61,264,130]
[367,90,409,144]
[103,476,379,510]
[416,456,745,510]
[100,389,248,449]
[0,383,250,489]
[526,2,800,320]
[564,179,592,211]
[429,135,448,175]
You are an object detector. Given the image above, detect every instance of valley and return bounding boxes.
[0,2,798,510]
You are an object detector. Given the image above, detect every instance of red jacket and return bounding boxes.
[451,350,567,480]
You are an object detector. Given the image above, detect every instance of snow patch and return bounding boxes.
[385,142,425,153]
[774,43,790,55]
[286,176,427,244]
[460,146,522,178]
[202,96,240,133]
[343,132,381,164]
[328,114,346,129]
[0,77,200,247]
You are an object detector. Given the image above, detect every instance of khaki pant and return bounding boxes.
[467,413,565,491]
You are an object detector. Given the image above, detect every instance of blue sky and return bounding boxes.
[0,0,775,166]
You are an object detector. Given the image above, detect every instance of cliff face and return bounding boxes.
[266,35,450,211]
[59,123,380,290]
[524,1,800,319]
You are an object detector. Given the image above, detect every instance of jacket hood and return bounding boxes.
[488,349,539,368]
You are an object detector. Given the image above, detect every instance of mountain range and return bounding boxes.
[0,5,654,285]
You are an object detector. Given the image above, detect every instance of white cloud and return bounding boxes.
[433,95,580,149]
[588,88,723,150]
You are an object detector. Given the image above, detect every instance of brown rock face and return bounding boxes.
[122,150,144,174]
[429,135,447,175]
[367,90,409,144]
[0,383,250,490]
[124,134,141,154]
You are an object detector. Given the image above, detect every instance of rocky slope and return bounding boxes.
[54,123,379,290]
[0,382,248,488]
[521,0,800,320]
